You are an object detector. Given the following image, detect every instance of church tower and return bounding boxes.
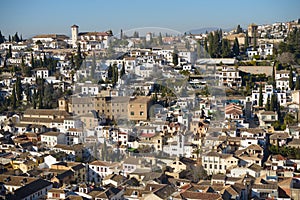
[71,24,79,48]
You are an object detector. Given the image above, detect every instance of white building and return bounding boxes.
[40,132,65,147]
[219,66,242,87]
[71,24,113,50]
[202,151,238,175]
[34,68,49,78]
[81,83,100,96]
[251,84,287,106]
[88,161,120,184]
[257,43,273,58]
[163,133,194,158]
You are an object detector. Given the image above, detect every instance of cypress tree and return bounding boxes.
[172,52,179,66]
[15,77,22,103]
[265,96,270,111]
[289,67,294,90]
[270,94,276,111]
[120,61,126,78]
[107,64,113,80]
[259,83,263,107]
[236,25,243,34]
[221,39,231,58]
[75,43,83,69]
[31,53,35,68]
[244,31,249,51]
[253,31,257,51]
[8,35,11,42]
[11,87,16,109]
[296,75,300,90]
[272,65,276,88]
[7,45,12,58]
[0,31,4,43]
[232,37,240,56]
[158,32,163,45]
[91,51,96,79]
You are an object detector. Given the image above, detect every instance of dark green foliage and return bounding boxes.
[15,77,22,103]
[6,45,12,59]
[158,32,163,45]
[172,52,178,66]
[270,94,276,111]
[269,145,300,159]
[253,31,257,50]
[107,64,113,80]
[244,31,249,50]
[236,25,243,34]
[120,62,126,78]
[265,96,270,110]
[221,39,231,58]
[296,75,300,90]
[11,87,16,109]
[259,83,263,107]
[12,32,20,43]
[289,67,294,90]
[272,65,276,88]
[91,51,96,79]
[0,31,5,43]
[75,44,83,69]
[31,53,35,69]
[277,28,300,64]
[232,37,240,56]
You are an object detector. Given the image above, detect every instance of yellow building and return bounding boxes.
[128,96,152,121]
[11,159,37,173]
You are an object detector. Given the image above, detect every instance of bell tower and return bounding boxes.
[71,24,79,48]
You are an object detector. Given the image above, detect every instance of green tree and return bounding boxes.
[107,64,113,80]
[284,113,295,126]
[221,39,231,58]
[11,87,16,109]
[133,31,139,38]
[13,32,20,43]
[91,51,96,79]
[204,38,208,53]
[8,35,11,42]
[0,31,4,43]
[270,94,276,111]
[296,75,300,90]
[172,52,179,66]
[236,25,243,34]
[112,64,118,85]
[232,37,240,56]
[272,65,276,88]
[253,31,257,51]
[265,96,270,111]
[289,67,294,90]
[120,61,126,78]
[75,43,83,69]
[259,83,263,107]
[15,77,22,104]
[244,31,249,50]
[31,53,35,69]
[158,32,163,45]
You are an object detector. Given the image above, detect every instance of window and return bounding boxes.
[130,112,134,116]
[140,111,144,116]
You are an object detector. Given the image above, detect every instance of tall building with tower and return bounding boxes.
[71,24,79,48]
[70,24,113,50]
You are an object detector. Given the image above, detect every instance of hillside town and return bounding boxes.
[0,18,300,200]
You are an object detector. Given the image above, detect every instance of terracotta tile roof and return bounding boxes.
[180,191,222,200]
[89,160,119,167]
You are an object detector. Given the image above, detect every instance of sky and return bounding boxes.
[0,0,299,38]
